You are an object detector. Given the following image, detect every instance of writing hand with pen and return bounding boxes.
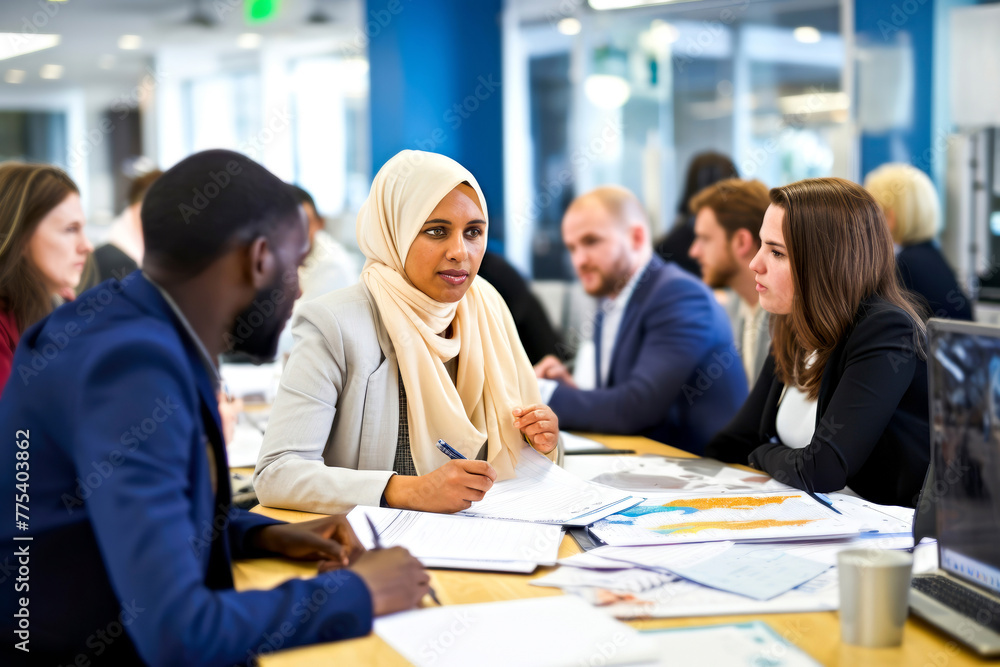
[382,441,498,514]
[297,515,430,616]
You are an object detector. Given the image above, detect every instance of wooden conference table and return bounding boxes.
[232,435,986,667]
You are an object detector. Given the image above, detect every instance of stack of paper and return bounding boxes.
[588,491,859,546]
[347,506,562,573]
[374,596,660,667]
[564,454,795,495]
[461,445,638,526]
[642,621,822,667]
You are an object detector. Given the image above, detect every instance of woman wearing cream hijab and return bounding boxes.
[254,151,559,514]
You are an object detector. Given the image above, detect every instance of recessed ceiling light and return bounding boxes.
[237,33,262,49]
[118,35,142,50]
[589,0,697,9]
[650,19,679,44]
[793,26,821,44]
[557,18,581,36]
[98,54,116,69]
[40,64,63,79]
[0,33,60,61]
[5,69,25,84]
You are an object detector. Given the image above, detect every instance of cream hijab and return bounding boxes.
[357,150,548,480]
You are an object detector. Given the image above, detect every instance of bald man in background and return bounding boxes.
[534,186,747,454]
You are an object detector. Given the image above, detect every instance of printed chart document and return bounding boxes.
[663,543,831,600]
[589,491,859,546]
[461,444,638,526]
[572,568,840,619]
[347,506,562,572]
[564,454,794,495]
[531,565,675,593]
[374,596,659,667]
[643,622,821,667]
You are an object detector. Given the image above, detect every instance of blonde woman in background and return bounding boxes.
[864,163,973,320]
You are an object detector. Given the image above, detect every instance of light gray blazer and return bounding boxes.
[254,283,401,514]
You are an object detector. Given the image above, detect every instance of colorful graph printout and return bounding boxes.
[589,492,860,546]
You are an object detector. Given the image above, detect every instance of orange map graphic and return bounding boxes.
[653,519,816,535]
[661,495,799,511]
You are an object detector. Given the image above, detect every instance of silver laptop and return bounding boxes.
[910,319,1000,657]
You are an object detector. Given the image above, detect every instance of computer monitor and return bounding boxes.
[927,318,1000,596]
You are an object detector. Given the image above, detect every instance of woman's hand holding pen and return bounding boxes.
[383,460,497,513]
[513,404,559,454]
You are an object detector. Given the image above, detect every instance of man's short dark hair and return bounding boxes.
[127,169,163,206]
[141,149,299,278]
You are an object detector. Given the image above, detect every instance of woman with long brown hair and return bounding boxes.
[0,163,92,394]
[705,177,930,507]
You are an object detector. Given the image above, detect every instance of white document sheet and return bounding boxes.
[573,568,840,619]
[643,621,822,667]
[225,423,264,468]
[531,566,675,593]
[374,596,660,667]
[460,444,638,526]
[588,491,859,546]
[565,454,794,495]
[347,506,562,571]
[582,542,735,573]
[561,431,611,453]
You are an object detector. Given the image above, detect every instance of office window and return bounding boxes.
[509,0,848,277]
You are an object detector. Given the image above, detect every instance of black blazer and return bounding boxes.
[705,297,930,507]
[897,240,973,320]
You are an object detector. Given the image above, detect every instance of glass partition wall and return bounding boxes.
[505,0,851,279]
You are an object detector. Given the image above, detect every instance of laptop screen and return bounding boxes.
[928,319,1000,596]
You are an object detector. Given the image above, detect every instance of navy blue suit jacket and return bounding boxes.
[550,257,748,453]
[896,240,973,321]
[0,273,372,666]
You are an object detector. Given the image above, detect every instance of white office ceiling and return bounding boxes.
[0,0,360,87]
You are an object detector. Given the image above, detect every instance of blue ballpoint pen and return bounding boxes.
[436,438,467,460]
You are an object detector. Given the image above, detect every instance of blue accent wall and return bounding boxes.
[855,0,937,181]
[366,0,505,246]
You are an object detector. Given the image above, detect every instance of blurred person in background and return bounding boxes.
[688,178,772,386]
[288,183,361,301]
[92,168,162,282]
[0,163,92,395]
[274,184,362,358]
[654,151,739,277]
[864,163,973,321]
[535,185,747,454]
[477,249,564,365]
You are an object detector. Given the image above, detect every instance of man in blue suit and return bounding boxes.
[0,150,427,666]
[535,186,747,454]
